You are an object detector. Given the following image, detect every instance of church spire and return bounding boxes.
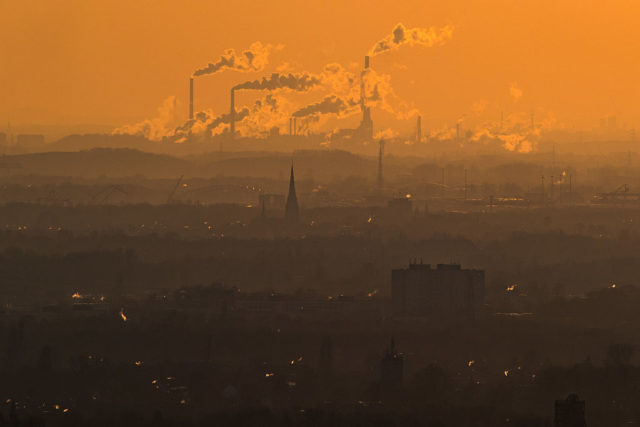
[284,162,299,223]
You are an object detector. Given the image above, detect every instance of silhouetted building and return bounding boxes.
[391,262,484,321]
[284,164,299,223]
[555,394,586,427]
[380,337,403,389]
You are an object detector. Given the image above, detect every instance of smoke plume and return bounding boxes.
[369,23,454,56]
[233,72,321,92]
[192,42,279,78]
[170,94,284,141]
[112,96,178,141]
[292,95,358,118]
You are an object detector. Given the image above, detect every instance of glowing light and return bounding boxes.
[135,361,143,366]
[72,292,82,299]
[506,285,517,292]
[265,372,274,377]
[610,283,616,289]
[468,360,475,367]
[504,370,510,377]
[120,308,127,322]
[405,193,412,199]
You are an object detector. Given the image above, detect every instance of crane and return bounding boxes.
[167,175,184,204]
[89,185,128,205]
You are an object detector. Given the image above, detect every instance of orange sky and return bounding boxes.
[2,0,640,137]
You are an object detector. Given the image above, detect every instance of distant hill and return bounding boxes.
[4,148,193,179]
[48,134,167,153]
[0,146,411,182]
[192,149,377,181]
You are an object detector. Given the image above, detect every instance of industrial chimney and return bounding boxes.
[293,117,297,136]
[416,115,422,143]
[289,117,293,136]
[229,88,235,139]
[189,78,194,120]
[359,56,374,140]
[377,138,385,192]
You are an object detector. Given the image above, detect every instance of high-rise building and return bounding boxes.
[554,394,586,427]
[284,164,299,223]
[391,262,484,322]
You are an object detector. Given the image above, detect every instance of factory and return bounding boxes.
[329,56,374,146]
[391,262,484,322]
[188,56,376,147]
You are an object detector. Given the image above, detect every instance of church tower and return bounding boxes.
[284,163,299,224]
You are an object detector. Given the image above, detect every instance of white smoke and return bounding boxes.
[369,23,454,56]
[112,96,178,141]
[192,42,281,77]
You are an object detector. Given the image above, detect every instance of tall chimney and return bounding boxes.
[189,78,194,120]
[229,88,235,139]
[293,117,297,136]
[416,115,422,143]
[377,139,385,191]
[361,56,369,122]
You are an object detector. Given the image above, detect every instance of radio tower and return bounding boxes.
[377,139,385,192]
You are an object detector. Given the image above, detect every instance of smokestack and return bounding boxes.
[416,115,422,143]
[377,139,385,191]
[293,117,297,136]
[230,89,235,139]
[531,111,535,129]
[189,78,194,120]
[361,56,370,126]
